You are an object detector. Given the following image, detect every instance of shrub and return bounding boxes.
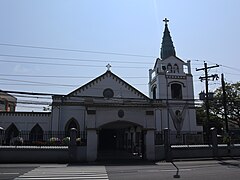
[48,137,61,145]
[62,137,70,145]
[11,137,24,146]
[76,138,82,146]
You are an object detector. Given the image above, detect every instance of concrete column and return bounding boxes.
[87,129,98,162]
[211,127,218,157]
[69,128,77,163]
[145,129,155,161]
[51,106,60,131]
[164,128,172,162]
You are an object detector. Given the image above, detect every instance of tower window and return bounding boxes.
[171,83,182,99]
[173,64,179,73]
[167,63,172,73]
[152,86,157,99]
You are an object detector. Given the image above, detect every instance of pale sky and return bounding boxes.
[0,0,239,111]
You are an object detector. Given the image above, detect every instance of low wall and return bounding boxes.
[171,144,240,159]
[171,145,213,159]
[155,144,240,161]
[0,146,87,163]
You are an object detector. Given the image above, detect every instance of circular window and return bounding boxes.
[103,88,114,98]
[118,109,124,118]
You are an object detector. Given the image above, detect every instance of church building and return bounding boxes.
[0,19,202,161]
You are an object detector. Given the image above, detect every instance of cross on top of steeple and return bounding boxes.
[163,18,169,25]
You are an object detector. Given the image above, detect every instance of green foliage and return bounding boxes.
[62,137,70,145]
[76,138,82,146]
[197,81,240,132]
[212,82,240,128]
[48,137,61,145]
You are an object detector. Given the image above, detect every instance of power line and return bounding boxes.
[0,54,153,65]
[0,90,61,96]
[0,43,155,58]
[0,78,77,87]
[0,59,147,69]
[0,73,148,79]
[0,53,217,67]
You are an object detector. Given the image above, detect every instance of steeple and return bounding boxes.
[160,18,176,60]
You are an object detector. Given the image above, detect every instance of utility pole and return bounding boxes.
[221,73,229,134]
[196,62,219,142]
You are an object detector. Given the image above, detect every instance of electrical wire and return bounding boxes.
[0,53,153,65]
[0,59,147,69]
[0,43,156,58]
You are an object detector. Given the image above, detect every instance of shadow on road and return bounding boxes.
[218,158,240,168]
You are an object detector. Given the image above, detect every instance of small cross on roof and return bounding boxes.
[163,18,169,25]
[106,63,111,71]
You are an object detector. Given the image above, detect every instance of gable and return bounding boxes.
[162,56,185,64]
[66,71,149,100]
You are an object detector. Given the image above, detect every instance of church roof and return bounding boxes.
[65,70,150,100]
[160,18,176,60]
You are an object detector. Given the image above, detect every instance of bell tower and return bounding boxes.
[149,18,193,101]
[149,18,202,135]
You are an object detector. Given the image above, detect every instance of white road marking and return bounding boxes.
[0,173,20,175]
[14,165,109,180]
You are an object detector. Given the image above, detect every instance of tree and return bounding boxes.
[196,106,223,135]
[196,81,240,136]
[212,82,240,128]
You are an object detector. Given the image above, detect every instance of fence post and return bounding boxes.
[164,128,172,162]
[210,127,218,157]
[69,128,77,163]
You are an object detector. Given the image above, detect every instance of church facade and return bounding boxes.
[0,19,202,161]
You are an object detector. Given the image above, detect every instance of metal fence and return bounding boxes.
[155,130,240,145]
[0,131,87,146]
[155,131,204,145]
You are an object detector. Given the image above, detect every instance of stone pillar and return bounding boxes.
[87,129,98,162]
[69,128,77,163]
[211,127,218,157]
[164,128,172,162]
[145,129,155,161]
[51,106,60,131]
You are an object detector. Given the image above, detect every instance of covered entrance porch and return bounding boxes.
[97,121,144,161]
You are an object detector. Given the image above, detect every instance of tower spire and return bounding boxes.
[160,18,176,60]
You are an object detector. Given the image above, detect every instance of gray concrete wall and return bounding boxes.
[0,146,87,163]
[171,145,240,159]
[155,144,240,161]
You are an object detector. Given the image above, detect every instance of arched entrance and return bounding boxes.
[29,123,44,142]
[65,118,80,137]
[98,121,144,161]
[5,123,19,145]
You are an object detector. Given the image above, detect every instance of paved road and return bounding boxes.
[0,164,38,180]
[107,159,240,180]
[0,159,239,180]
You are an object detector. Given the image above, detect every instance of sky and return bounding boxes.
[0,0,239,111]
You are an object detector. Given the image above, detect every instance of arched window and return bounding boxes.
[152,85,157,99]
[167,63,172,73]
[65,118,80,137]
[5,123,19,145]
[173,64,179,73]
[29,123,43,142]
[171,83,182,99]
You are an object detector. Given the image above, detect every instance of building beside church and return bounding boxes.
[0,91,16,112]
[0,19,202,161]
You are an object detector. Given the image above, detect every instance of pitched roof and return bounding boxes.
[66,70,150,100]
